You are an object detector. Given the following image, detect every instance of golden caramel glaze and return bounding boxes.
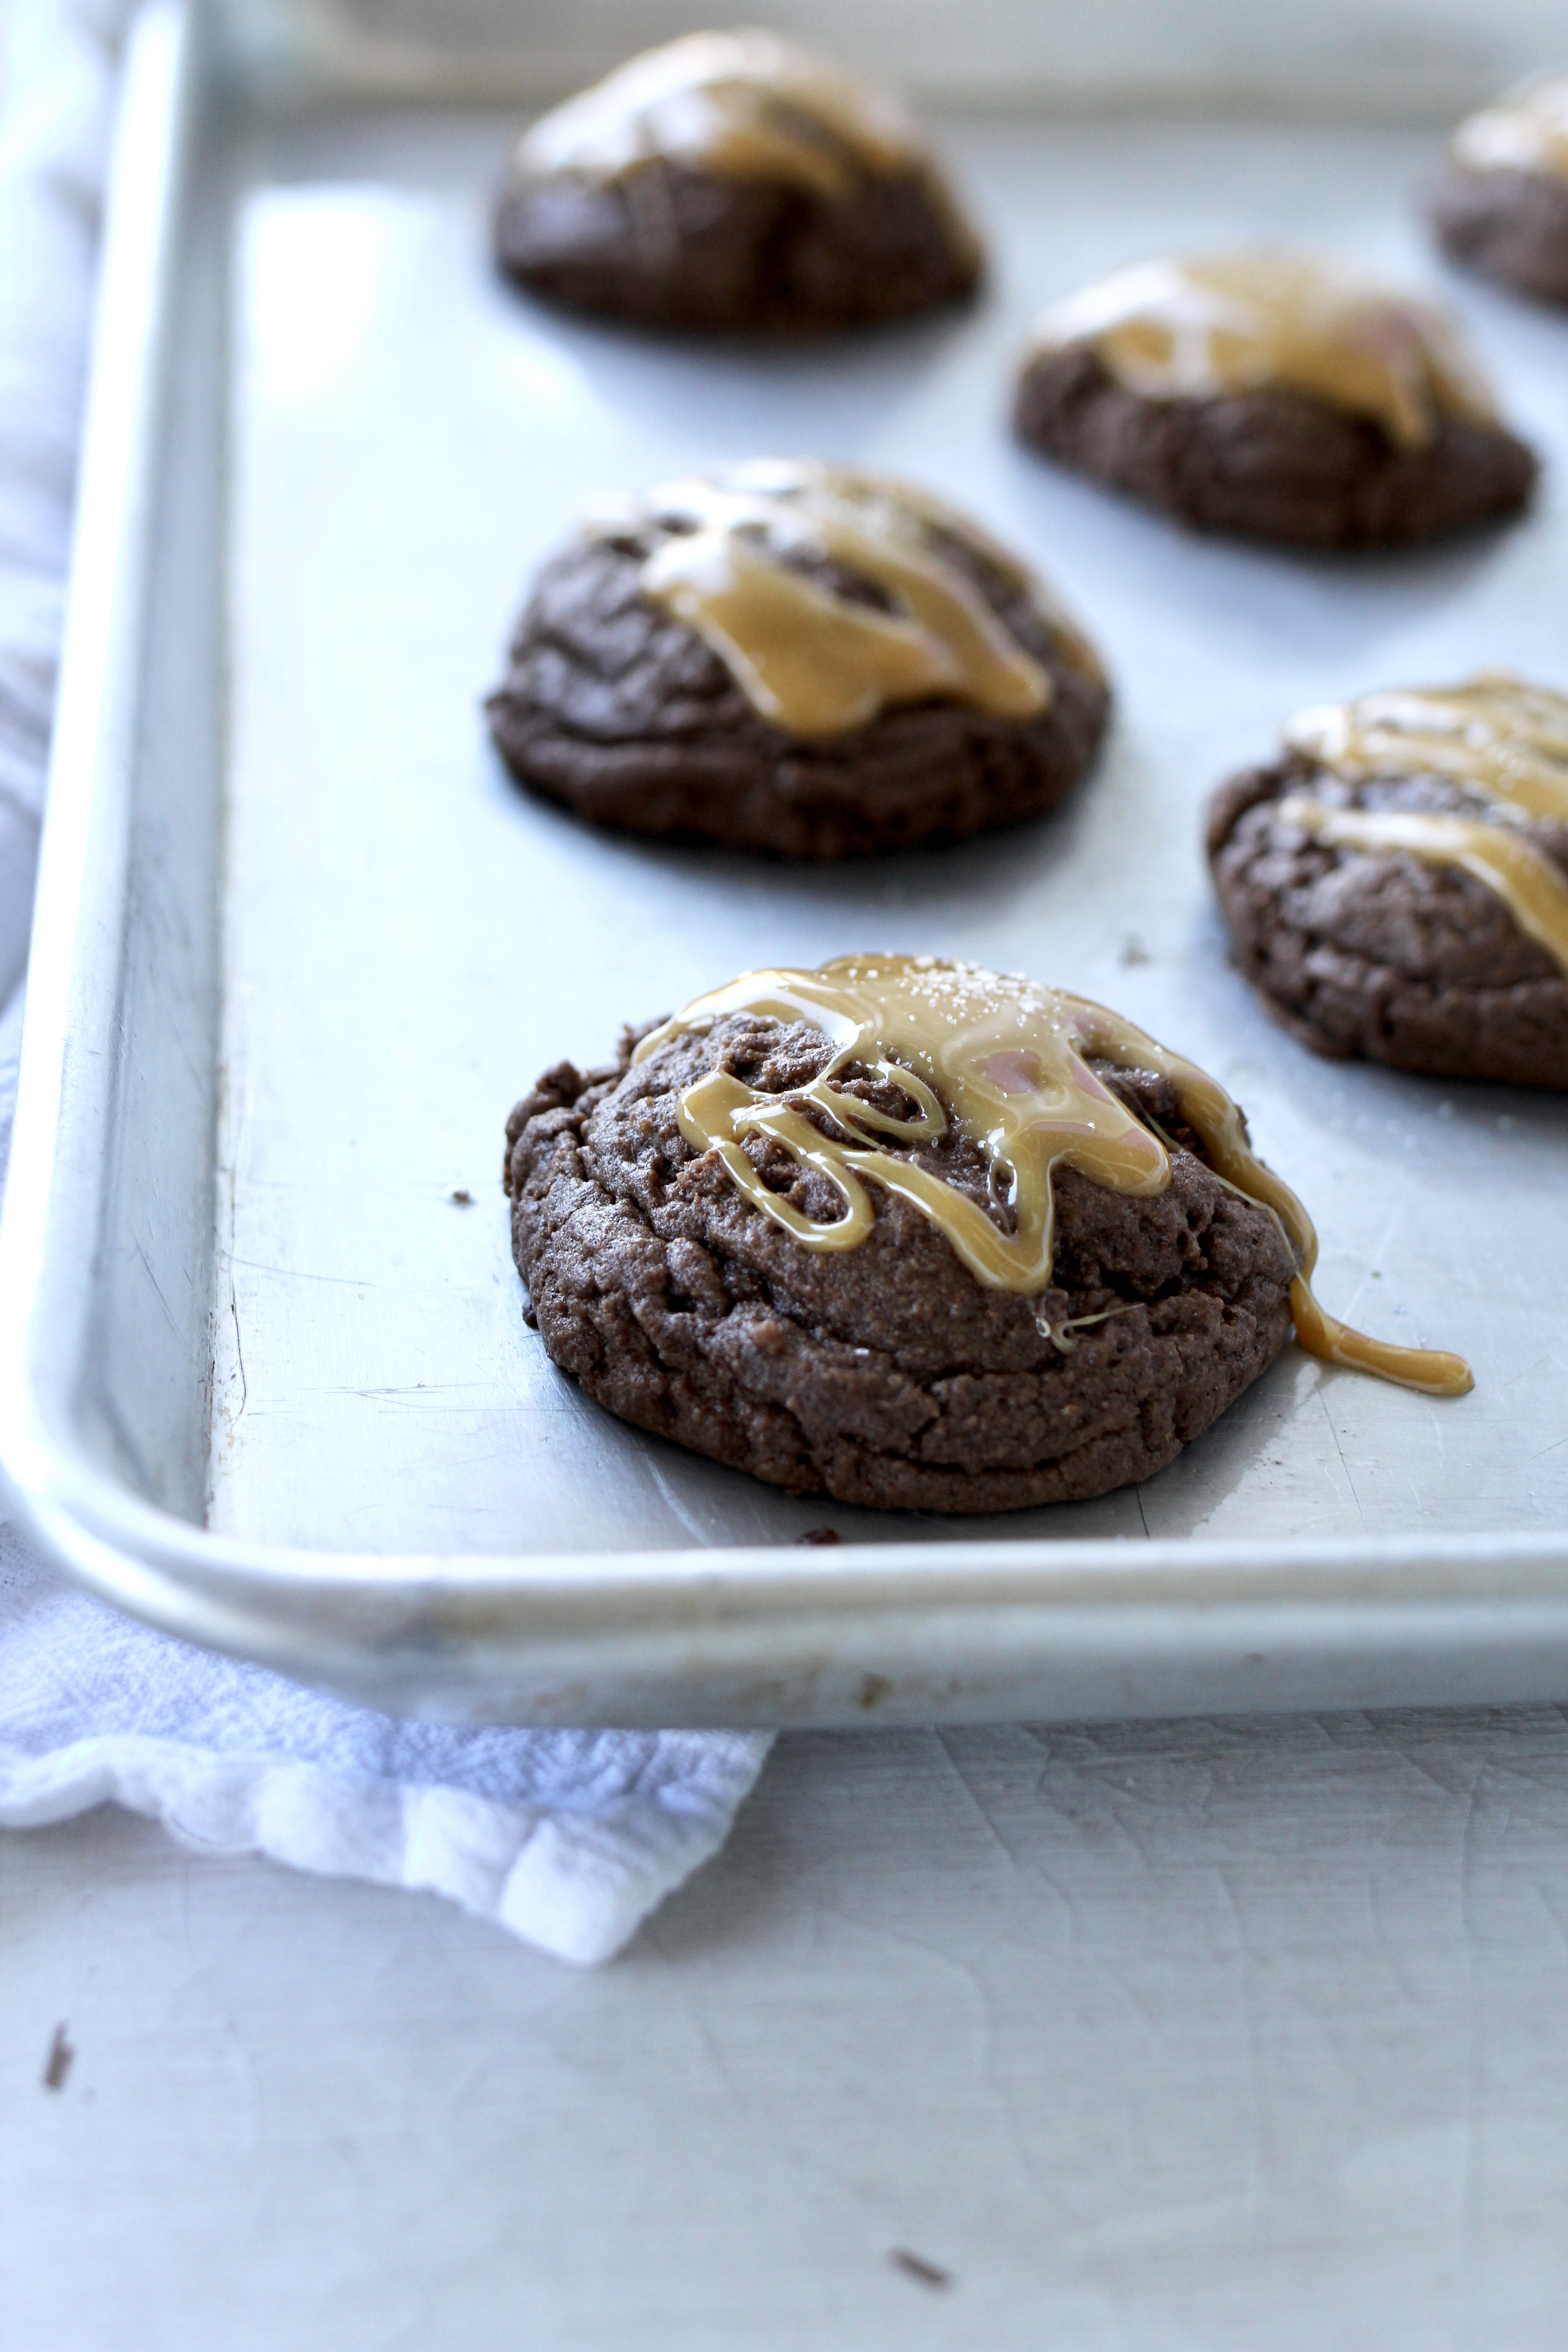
[1285,676,1568,821]
[1281,676,1568,978]
[634,956,1473,1397]
[623,459,1094,739]
[1025,249,1499,451]
[1454,70,1568,184]
[514,28,975,230]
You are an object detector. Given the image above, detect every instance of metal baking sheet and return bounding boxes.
[2,0,1567,1726]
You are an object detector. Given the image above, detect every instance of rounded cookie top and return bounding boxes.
[1012,248,1537,547]
[1450,71,1568,186]
[485,460,1110,861]
[495,30,981,334]
[1431,72,1568,306]
[1208,675,1568,1088]
[503,956,1469,1515]
[1024,250,1498,451]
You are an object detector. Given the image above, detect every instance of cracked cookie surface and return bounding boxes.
[1208,755,1568,1087]
[495,157,980,336]
[487,529,1109,862]
[1012,344,1537,549]
[503,1014,1299,1513]
[1431,163,1568,306]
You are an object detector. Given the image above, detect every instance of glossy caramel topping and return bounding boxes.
[1282,676,1568,977]
[635,956,1472,1397]
[1454,71,1568,185]
[1285,676,1568,822]
[626,460,1076,739]
[515,30,954,206]
[1027,250,1498,451]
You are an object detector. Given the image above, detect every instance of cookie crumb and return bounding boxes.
[42,2024,74,2092]
[449,1188,474,1206]
[798,1526,841,1545]
[890,2248,951,2292]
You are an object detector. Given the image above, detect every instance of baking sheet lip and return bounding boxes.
[208,4,1517,134]
[9,1422,1568,1618]
[0,0,195,1460]
[11,1440,1568,1732]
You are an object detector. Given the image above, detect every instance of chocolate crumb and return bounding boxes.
[42,2024,74,2092]
[890,2248,952,2292]
[449,1188,474,1206]
[798,1526,841,1545]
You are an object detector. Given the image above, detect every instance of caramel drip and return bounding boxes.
[1454,72,1568,185]
[1027,250,1498,451]
[1278,799,1568,977]
[629,460,1071,739]
[635,956,1472,1398]
[1285,676,1568,822]
[515,30,958,209]
[1280,676,1568,977]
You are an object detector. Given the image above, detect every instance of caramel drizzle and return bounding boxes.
[1281,676,1568,978]
[634,956,1472,1398]
[1285,676,1568,819]
[1026,250,1498,451]
[1454,72,1568,185]
[628,460,1076,740]
[515,30,959,209]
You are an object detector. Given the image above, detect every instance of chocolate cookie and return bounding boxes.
[503,957,1469,1516]
[495,31,981,335]
[1431,73,1568,307]
[1013,250,1537,548]
[486,460,1110,861]
[1208,676,1568,1088]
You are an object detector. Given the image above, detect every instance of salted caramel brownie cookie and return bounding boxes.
[1208,676,1568,1088]
[1012,250,1537,548]
[495,31,981,335]
[1431,72,1568,307]
[486,459,1110,860]
[504,956,1469,1514]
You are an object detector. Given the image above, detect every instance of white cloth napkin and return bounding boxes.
[0,0,771,1967]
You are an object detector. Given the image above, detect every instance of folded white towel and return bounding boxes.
[0,0,771,1967]
[0,1518,771,1964]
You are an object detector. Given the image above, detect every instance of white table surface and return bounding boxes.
[6,1709,1568,2350]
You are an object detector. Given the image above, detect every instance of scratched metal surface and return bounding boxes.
[210,102,1568,1558]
